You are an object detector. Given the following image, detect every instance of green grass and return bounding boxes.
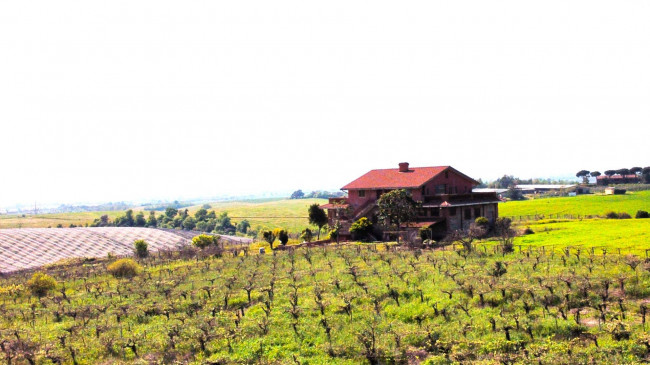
[500,190,650,218]
[186,198,327,233]
[513,218,650,254]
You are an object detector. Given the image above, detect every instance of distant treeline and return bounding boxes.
[289,190,346,199]
[478,175,576,189]
[87,208,254,236]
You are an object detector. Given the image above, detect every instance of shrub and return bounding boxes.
[27,272,57,297]
[300,228,314,242]
[107,259,141,278]
[134,239,149,258]
[475,216,489,227]
[605,211,619,219]
[277,229,289,246]
[635,210,649,219]
[349,217,373,240]
[523,227,534,235]
[618,212,632,219]
[192,234,219,249]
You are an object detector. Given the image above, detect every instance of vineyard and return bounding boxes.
[2,243,650,364]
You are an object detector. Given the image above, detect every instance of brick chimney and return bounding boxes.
[398,162,409,172]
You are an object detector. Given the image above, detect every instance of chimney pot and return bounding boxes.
[399,162,409,172]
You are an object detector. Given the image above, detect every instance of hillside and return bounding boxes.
[0,198,327,233]
[500,190,650,218]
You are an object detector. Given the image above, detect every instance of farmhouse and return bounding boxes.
[321,163,500,240]
[596,175,640,186]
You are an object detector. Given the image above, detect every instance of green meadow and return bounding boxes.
[500,190,650,218]
[512,218,650,254]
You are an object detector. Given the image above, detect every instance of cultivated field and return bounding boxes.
[2,244,650,364]
[500,190,650,219]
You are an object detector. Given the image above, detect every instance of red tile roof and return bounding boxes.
[342,166,476,190]
[596,175,638,179]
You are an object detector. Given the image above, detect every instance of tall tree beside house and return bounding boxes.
[308,204,328,240]
[630,167,642,176]
[590,171,601,178]
[604,170,616,177]
[377,189,417,244]
[576,170,590,184]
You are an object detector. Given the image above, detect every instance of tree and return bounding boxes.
[617,168,631,177]
[237,219,251,234]
[262,230,277,249]
[576,170,590,184]
[506,186,523,201]
[276,229,289,246]
[146,211,158,227]
[134,239,149,258]
[192,234,219,249]
[194,208,208,221]
[495,217,515,253]
[328,222,341,244]
[165,207,178,219]
[604,170,616,177]
[447,223,486,253]
[349,217,373,241]
[27,272,57,297]
[643,167,650,183]
[377,189,417,244]
[134,212,146,227]
[300,228,314,242]
[630,167,642,176]
[115,209,135,227]
[308,204,328,239]
[290,190,305,199]
[590,171,601,178]
[182,217,196,230]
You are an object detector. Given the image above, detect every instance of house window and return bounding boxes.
[449,207,456,216]
[474,207,481,217]
[358,190,365,198]
[464,208,471,220]
[435,184,446,194]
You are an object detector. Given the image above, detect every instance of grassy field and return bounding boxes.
[512,218,650,254]
[500,190,650,218]
[0,211,124,229]
[2,244,650,363]
[185,198,327,233]
[0,199,327,233]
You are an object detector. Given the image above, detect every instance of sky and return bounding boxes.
[1,1,649,208]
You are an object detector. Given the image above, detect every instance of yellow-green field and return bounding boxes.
[0,211,124,229]
[187,198,327,233]
[499,190,650,218]
[0,198,327,233]
[512,218,650,255]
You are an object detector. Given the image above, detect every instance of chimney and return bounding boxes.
[398,162,409,172]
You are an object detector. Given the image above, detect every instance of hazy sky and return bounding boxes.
[1,1,649,207]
